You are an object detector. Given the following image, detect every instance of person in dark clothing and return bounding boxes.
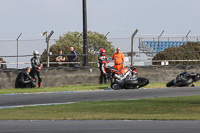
[68,46,78,67]
[98,49,109,84]
[56,49,65,65]
[18,67,35,88]
[31,50,43,88]
[0,57,7,69]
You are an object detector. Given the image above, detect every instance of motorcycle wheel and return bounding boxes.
[124,80,139,89]
[191,84,195,87]
[196,74,200,80]
[166,80,175,87]
[137,78,149,88]
[111,82,120,90]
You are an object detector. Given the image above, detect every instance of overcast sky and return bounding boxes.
[0,0,200,40]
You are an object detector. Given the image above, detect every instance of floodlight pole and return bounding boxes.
[16,33,22,69]
[83,0,88,66]
[131,29,138,65]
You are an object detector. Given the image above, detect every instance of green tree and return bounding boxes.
[42,31,115,66]
[152,42,200,65]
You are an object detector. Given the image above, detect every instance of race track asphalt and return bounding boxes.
[0,87,200,133]
[0,87,200,108]
[0,120,200,133]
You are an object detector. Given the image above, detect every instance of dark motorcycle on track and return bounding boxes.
[105,66,149,90]
[166,69,200,87]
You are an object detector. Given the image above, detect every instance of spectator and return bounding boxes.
[17,67,35,88]
[56,49,66,65]
[68,46,78,67]
[0,57,7,69]
[98,49,109,84]
[112,47,124,70]
[31,50,43,88]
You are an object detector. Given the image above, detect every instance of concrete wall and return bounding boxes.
[0,66,200,89]
[137,65,200,83]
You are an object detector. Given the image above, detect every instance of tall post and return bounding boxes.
[46,36,50,68]
[103,31,110,39]
[158,30,164,45]
[16,33,22,69]
[131,29,138,65]
[157,30,164,64]
[186,30,191,65]
[46,30,54,68]
[186,30,191,42]
[83,0,88,66]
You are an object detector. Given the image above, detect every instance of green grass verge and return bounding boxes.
[0,84,109,94]
[0,95,200,120]
[0,82,200,94]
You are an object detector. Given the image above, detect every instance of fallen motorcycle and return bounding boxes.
[105,66,149,90]
[166,69,200,87]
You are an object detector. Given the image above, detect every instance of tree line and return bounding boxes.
[153,42,200,65]
[42,31,115,66]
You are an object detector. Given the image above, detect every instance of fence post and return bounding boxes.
[47,31,54,68]
[41,31,54,68]
[186,30,191,65]
[16,33,22,69]
[131,29,138,65]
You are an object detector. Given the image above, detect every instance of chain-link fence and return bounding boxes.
[0,39,56,69]
[1,35,200,69]
[0,36,136,69]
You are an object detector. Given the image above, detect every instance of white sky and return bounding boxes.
[1,0,200,68]
[0,0,200,40]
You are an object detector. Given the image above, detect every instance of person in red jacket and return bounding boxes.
[98,49,109,84]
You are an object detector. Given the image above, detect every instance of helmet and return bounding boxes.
[99,49,105,56]
[33,50,39,58]
[33,50,39,55]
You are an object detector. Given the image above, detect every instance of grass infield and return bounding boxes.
[0,95,200,120]
[0,82,200,94]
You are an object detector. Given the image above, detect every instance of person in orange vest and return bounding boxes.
[112,47,125,70]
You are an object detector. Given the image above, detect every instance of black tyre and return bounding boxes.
[191,84,195,87]
[124,79,139,86]
[166,80,175,87]
[124,79,139,89]
[111,82,120,90]
[137,77,149,88]
[196,74,200,80]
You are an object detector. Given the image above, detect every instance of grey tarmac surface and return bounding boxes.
[0,120,200,133]
[0,87,200,108]
[0,87,200,133]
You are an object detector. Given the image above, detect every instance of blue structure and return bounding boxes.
[141,41,187,53]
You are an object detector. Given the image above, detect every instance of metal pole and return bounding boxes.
[16,33,22,69]
[103,31,110,39]
[186,30,191,65]
[158,30,164,44]
[131,29,138,65]
[157,30,164,64]
[186,30,191,42]
[83,0,88,66]
[47,37,50,68]
[46,30,54,68]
